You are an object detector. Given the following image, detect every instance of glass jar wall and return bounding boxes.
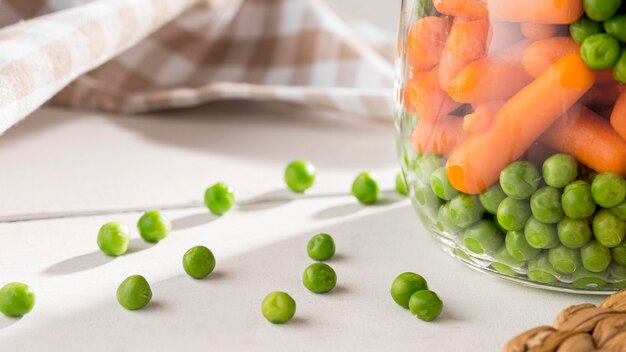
[395,0,626,293]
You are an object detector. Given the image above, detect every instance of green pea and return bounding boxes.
[408,290,443,322]
[557,217,593,249]
[261,291,296,324]
[97,222,130,256]
[593,208,626,248]
[584,0,622,21]
[449,194,484,228]
[499,161,541,200]
[525,217,559,249]
[414,183,443,210]
[581,240,612,273]
[530,187,564,224]
[307,233,335,261]
[573,267,609,289]
[548,245,581,274]
[611,199,626,220]
[479,184,507,215]
[0,282,35,317]
[580,33,621,70]
[604,14,626,42]
[591,173,626,208]
[570,16,604,44]
[204,182,235,216]
[492,246,525,276]
[612,242,626,265]
[302,263,337,293]
[610,262,626,288]
[497,197,531,231]
[352,172,379,205]
[436,203,462,235]
[506,230,540,261]
[415,154,443,184]
[395,172,409,196]
[562,180,596,219]
[527,255,558,284]
[462,219,503,254]
[542,154,578,188]
[390,272,428,309]
[116,275,152,310]
[284,160,316,193]
[137,210,171,243]
[614,48,626,84]
[183,246,216,279]
[430,167,458,200]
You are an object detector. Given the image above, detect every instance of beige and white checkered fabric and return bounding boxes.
[0,0,395,135]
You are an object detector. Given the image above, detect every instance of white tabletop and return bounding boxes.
[0,2,604,351]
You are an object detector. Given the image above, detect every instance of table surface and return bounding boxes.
[0,2,603,351]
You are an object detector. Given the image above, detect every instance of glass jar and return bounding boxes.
[395,0,626,293]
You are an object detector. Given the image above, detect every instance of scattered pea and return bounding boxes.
[449,194,484,228]
[499,161,540,200]
[525,217,559,249]
[430,167,458,200]
[284,160,316,193]
[137,210,171,243]
[0,282,35,317]
[307,233,335,261]
[204,182,235,216]
[505,230,540,261]
[561,180,596,219]
[557,218,593,249]
[408,290,443,322]
[302,263,337,293]
[352,172,379,205]
[462,219,503,255]
[479,184,507,215]
[593,209,626,248]
[390,272,428,309]
[530,187,564,224]
[97,222,130,256]
[581,240,612,273]
[591,172,626,208]
[183,246,216,279]
[261,291,296,324]
[542,154,578,188]
[116,275,152,310]
[497,197,531,232]
[395,172,409,196]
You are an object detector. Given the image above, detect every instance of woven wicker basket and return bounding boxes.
[504,290,626,351]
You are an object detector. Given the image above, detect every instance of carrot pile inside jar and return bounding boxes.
[399,0,626,291]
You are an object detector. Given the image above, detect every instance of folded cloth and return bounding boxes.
[0,0,395,136]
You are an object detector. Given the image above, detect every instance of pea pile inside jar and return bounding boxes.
[400,0,626,290]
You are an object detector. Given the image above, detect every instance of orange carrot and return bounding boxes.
[581,82,623,108]
[438,18,490,90]
[446,54,595,194]
[407,16,451,70]
[487,0,584,24]
[523,37,616,83]
[598,106,614,119]
[521,23,563,40]
[488,21,524,53]
[432,0,488,20]
[447,41,533,104]
[404,66,461,122]
[411,115,466,156]
[464,100,506,134]
[543,105,626,176]
[611,91,626,141]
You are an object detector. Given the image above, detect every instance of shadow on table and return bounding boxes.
[313,190,406,220]
[0,316,20,330]
[171,212,217,231]
[238,189,350,212]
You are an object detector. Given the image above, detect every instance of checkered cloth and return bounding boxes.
[0,0,395,135]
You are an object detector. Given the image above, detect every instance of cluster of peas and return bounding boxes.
[570,0,626,81]
[0,160,438,322]
[413,151,626,288]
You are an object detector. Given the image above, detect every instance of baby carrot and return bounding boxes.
[404,66,461,122]
[611,91,626,141]
[463,100,506,134]
[523,37,616,83]
[446,54,595,194]
[581,82,623,108]
[438,18,490,90]
[407,17,451,70]
[432,0,488,20]
[521,23,564,40]
[411,115,466,157]
[487,0,583,24]
[598,106,614,119]
[543,105,626,176]
[489,21,524,53]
